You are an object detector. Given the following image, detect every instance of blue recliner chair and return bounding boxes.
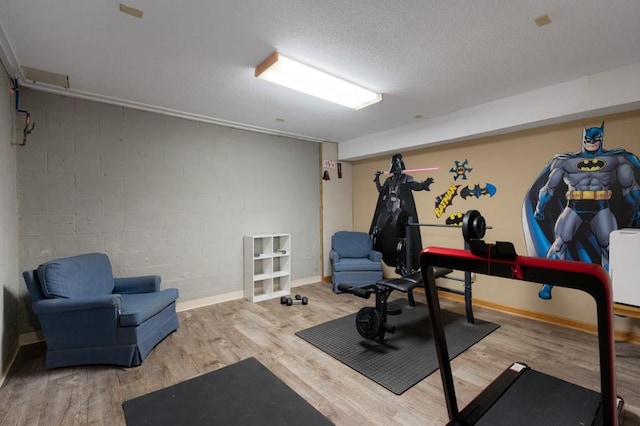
[23,252,179,369]
[330,231,383,293]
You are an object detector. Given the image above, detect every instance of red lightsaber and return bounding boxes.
[381,166,439,175]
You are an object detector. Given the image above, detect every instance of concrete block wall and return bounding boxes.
[16,89,320,335]
[1,74,19,373]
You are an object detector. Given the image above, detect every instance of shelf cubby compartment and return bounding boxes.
[272,255,290,276]
[272,234,290,256]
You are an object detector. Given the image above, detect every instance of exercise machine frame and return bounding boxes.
[400,209,490,324]
[420,243,622,425]
[339,210,490,343]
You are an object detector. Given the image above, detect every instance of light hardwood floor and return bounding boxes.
[2,281,640,425]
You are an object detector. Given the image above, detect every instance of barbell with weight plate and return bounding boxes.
[355,307,383,340]
[394,209,490,242]
[355,306,396,341]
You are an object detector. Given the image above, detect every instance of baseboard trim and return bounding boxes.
[19,280,635,356]
[176,276,321,312]
[293,276,322,287]
[18,277,324,343]
[5,331,45,387]
[0,344,19,389]
[176,290,245,312]
[436,290,640,344]
[18,331,44,346]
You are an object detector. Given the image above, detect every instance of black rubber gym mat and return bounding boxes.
[122,357,334,425]
[476,368,601,425]
[296,301,499,395]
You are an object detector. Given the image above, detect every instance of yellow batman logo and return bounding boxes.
[576,158,606,171]
[446,212,463,226]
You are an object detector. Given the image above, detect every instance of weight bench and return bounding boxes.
[337,211,489,343]
[377,269,449,307]
[337,266,453,343]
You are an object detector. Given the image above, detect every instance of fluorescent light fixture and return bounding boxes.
[255,51,382,110]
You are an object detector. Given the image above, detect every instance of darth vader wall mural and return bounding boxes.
[369,153,434,274]
[522,122,640,300]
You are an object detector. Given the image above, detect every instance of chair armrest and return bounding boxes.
[369,250,383,262]
[32,295,122,315]
[330,250,340,262]
[114,275,161,293]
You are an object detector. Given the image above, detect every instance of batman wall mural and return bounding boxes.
[522,122,640,300]
[370,153,433,274]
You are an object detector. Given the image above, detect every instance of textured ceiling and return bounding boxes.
[1,0,639,157]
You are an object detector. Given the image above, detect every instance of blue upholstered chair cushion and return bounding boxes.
[332,258,382,272]
[37,253,114,298]
[119,289,180,327]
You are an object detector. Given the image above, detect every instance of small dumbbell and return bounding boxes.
[281,295,302,304]
[285,296,308,306]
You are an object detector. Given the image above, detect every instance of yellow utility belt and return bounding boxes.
[565,190,612,200]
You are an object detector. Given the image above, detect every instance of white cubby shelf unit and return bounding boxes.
[244,233,291,302]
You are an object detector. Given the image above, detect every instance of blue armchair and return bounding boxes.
[330,231,383,293]
[23,253,179,369]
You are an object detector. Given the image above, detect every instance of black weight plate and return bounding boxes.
[355,307,383,340]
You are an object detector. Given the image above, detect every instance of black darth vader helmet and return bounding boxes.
[390,153,406,174]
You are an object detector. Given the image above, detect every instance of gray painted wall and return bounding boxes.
[16,89,320,335]
[1,74,19,374]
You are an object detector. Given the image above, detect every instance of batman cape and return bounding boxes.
[522,148,640,264]
[369,175,423,274]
